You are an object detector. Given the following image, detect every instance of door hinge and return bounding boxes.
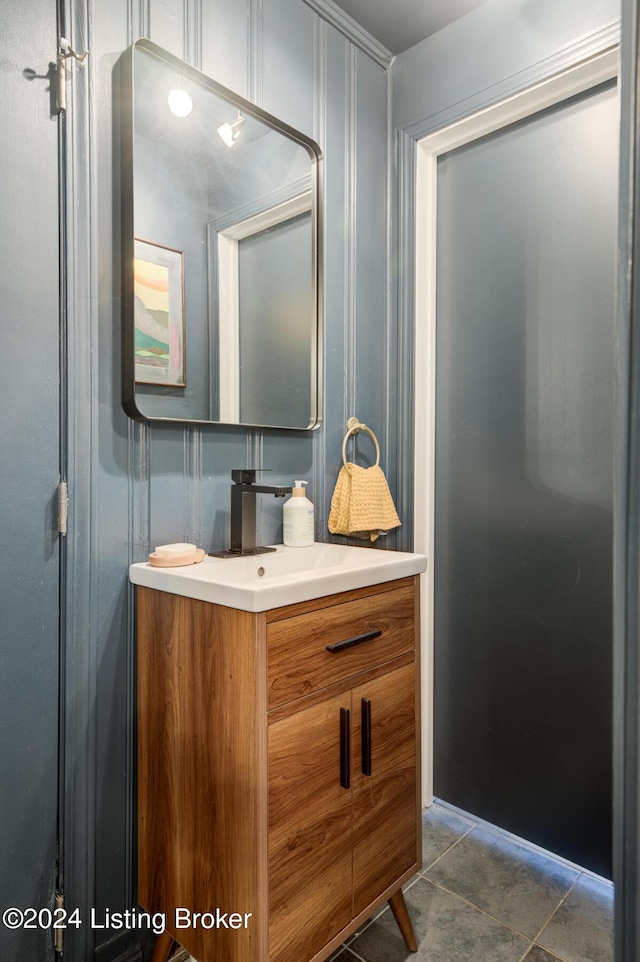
[54,892,64,954]
[56,37,88,113]
[57,481,68,536]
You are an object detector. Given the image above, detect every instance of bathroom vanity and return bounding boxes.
[131,544,426,962]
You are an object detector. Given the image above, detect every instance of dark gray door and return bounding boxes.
[1,2,61,959]
[434,81,617,876]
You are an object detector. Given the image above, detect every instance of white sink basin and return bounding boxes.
[129,542,427,612]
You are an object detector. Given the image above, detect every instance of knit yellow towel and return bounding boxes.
[328,463,401,542]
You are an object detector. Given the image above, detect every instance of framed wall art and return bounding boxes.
[133,238,186,387]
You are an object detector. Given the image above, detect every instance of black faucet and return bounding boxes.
[210,469,291,558]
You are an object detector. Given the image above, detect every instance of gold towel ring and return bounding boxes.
[342,417,381,469]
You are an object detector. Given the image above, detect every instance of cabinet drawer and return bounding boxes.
[267,584,415,709]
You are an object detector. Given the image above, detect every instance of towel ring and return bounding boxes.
[342,417,381,469]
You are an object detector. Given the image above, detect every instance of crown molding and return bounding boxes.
[301,0,393,68]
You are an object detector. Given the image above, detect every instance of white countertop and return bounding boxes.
[129,541,427,612]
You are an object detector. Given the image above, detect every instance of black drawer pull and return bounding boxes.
[326,629,382,653]
[361,698,372,776]
[340,707,350,789]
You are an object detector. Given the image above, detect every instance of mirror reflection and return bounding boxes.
[121,40,322,428]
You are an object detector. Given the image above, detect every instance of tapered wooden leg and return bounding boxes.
[388,888,418,952]
[150,930,175,962]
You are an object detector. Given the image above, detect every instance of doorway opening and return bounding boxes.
[414,45,618,879]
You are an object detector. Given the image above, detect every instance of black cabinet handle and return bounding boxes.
[361,698,372,776]
[326,629,382,653]
[340,707,350,789]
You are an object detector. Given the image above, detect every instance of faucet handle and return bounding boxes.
[231,468,273,484]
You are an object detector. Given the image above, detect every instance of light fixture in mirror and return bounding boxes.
[218,111,245,147]
[119,40,322,429]
[167,86,193,118]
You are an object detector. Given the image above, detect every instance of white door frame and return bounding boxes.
[413,46,619,807]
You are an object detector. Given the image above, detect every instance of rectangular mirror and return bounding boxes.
[119,39,322,428]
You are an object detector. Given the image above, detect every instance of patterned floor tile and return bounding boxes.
[348,877,530,962]
[425,824,579,937]
[523,946,565,962]
[421,801,476,870]
[537,874,614,962]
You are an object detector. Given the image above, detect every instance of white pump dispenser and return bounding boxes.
[283,480,314,547]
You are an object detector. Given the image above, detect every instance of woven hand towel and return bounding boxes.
[328,463,401,542]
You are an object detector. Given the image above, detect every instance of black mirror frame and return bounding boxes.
[117,38,323,429]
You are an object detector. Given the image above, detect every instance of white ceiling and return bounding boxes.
[329,0,491,54]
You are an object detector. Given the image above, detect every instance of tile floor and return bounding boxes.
[180,800,613,962]
[330,801,614,962]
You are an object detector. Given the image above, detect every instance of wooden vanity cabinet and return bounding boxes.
[137,576,421,962]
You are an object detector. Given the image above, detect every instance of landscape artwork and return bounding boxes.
[133,239,186,387]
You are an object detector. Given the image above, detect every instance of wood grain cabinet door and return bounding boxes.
[351,663,418,916]
[268,693,353,962]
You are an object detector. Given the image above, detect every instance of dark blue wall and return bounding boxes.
[62,1,395,959]
[389,0,620,884]
[1,3,60,961]
[2,0,622,960]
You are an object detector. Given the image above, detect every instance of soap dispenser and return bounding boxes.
[283,480,314,547]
